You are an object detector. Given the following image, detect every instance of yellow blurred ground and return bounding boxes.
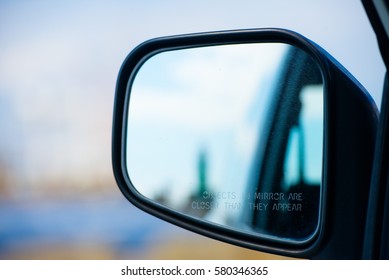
[4,234,293,260]
[147,235,293,260]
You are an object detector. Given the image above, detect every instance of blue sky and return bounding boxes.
[0,0,384,195]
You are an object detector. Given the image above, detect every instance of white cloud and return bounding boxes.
[129,43,287,132]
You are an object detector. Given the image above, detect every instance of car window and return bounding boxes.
[283,85,323,189]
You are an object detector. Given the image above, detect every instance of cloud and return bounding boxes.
[129,43,287,131]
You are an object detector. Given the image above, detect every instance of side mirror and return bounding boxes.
[112,29,378,259]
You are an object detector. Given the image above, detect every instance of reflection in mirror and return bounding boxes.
[126,43,323,242]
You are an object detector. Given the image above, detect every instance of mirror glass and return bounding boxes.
[125,42,323,242]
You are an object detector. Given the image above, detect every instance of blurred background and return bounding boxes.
[0,0,385,259]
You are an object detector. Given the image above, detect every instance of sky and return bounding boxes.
[127,43,287,204]
[0,1,384,198]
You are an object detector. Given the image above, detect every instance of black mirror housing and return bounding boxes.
[112,28,378,259]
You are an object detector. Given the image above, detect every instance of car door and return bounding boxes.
[362,0,389,259]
